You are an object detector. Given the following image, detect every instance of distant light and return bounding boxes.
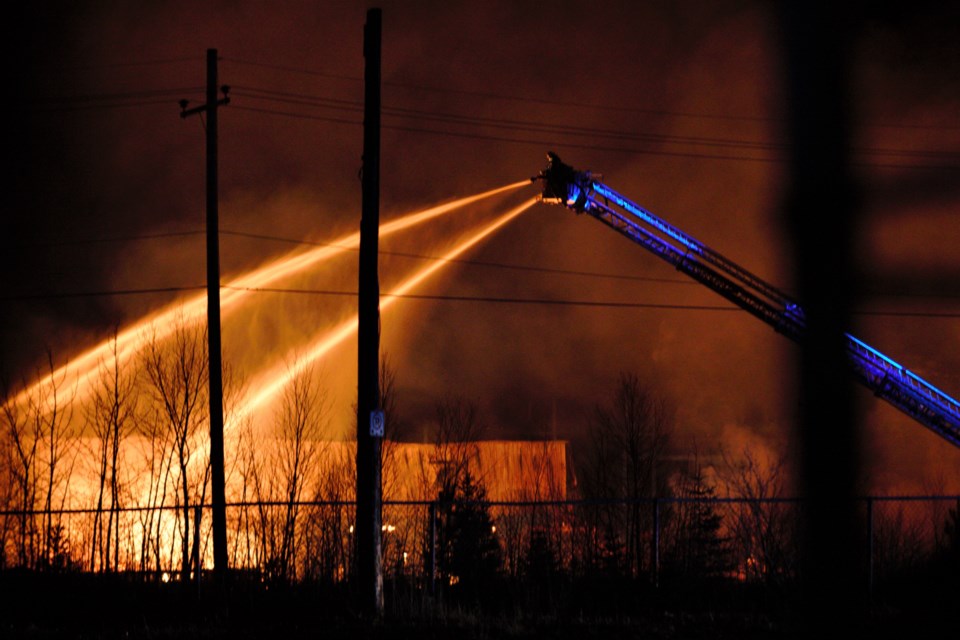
[349,525,354,534]
[491,525,496,533]
[161,572,170,584]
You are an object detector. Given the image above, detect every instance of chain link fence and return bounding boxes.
[2,496,958,603]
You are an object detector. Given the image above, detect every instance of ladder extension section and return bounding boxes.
[532,154,960,447]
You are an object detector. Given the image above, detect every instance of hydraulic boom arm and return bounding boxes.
[533,153,960,447]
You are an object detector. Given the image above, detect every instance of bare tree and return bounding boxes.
[433,396,483,502]
[2,385,40,567]
[378,355,405,502]
[274,360,327,580]
[1,353,78,570]
[87,330,138,572]
[306,441,354,582]
[581,372,672,578]
[135,399,176,573]
[34,352,78,570]
[722,446,798,585]
[140,317,209,581]
[239,359,328,581]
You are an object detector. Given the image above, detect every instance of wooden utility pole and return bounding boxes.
[356,8,384,616]
[180,48,230,581]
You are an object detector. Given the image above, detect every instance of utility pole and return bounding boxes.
[180,49,230,582]
[357,8,384,617]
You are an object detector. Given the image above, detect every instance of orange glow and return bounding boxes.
[9,182,527,411]
[233,197,538,422]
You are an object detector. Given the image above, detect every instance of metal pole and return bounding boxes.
[357,8,384,617]
[429,501,437,597]
[652,498,660,589]
[866,497,874,599]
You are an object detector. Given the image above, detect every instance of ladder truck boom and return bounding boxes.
[532,152,960,448]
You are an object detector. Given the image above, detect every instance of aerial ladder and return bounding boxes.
[532,152,960,448]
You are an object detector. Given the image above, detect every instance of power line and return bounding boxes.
[224,285,960,317]
[220,56,960,132]
[52,56,205,72]
[230,103,957,171]
[25,77,950,166]
[219,229,695,285]
[231,104,359,126]
[18,230,205,249]
[237,85,960,162]
[219,230,960,297]
[222,56,360,82]
[3,286,205,302]
[31,87,205,104]
[24,98,194,114]
[25,86,207,114]
[231,84,361,109]
[228,104,784,163]
[5,284,957,317]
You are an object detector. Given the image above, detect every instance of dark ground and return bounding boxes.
[2,571,954,639]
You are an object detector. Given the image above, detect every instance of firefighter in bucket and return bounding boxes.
[533,152,590,212]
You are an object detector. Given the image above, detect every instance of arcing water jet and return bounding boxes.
[9,182,528,411]
[233,197,538,424]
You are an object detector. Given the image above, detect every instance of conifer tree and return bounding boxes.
[669,458,731,581]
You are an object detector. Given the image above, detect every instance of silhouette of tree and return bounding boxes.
[722,447,798,585]
[667,453,731,583]
[442,469,501,598]
[581,372,672,578]
[939,499,960,573]
[1,352,77,570]
[429,396,501,598]
[141,316,208,582]
[2,382,40,568]
[87,330,138,572]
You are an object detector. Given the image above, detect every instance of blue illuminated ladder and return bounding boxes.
[534,158,960,447]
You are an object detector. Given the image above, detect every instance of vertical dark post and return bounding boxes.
[866,497,874,599]
[428,501,437,596]
[357,8,384,617]
[780,3,862,630]
[651,498,660,589]
[205,47,229,581]
[193,504,203,594]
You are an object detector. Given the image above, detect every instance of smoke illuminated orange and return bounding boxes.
[234,197,538,423]
[9,182,527,410]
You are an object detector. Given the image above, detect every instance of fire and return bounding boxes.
[5,189,536,573]
[8,182,527,411]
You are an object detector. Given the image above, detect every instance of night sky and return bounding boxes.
[3,1,959,492]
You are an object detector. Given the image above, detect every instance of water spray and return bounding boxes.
[233,197,538,424]
[9,182,527,410]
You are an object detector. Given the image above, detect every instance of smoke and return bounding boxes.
[4,1,958,494]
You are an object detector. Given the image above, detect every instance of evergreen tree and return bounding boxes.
[443,469,501,596]
[669,458,732,582]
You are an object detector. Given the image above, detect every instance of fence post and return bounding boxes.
[193,504,202,596]
[428,501,437,597]
[652,498,660,589]
[866,497,874,599]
